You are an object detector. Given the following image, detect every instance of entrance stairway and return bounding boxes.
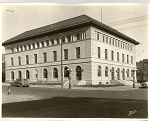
[110,80,126,85]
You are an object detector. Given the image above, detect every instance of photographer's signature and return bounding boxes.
[128,110,137,116]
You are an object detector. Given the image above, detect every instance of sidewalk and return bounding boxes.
[2,82,141,91]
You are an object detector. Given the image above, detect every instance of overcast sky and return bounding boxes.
[1,3,148,62]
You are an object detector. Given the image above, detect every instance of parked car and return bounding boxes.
[140,82,148,88]
[10,78,29,87]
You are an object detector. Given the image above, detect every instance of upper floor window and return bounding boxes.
[32,43,35,49]
[37,42,40,48]
[76,47,80,58]
[117,52,119,62]
[66,35,71,42]
[11,58,13,66]
[56,38,59,44]
[106,36,108,43]
[97,32,100,40]
[105,49,108,59]
[103,35,105,42]
[18,56,21,65]
[122,54,124,63]
[26,55,29,64]
[76,33,80,40]
[127,55,129,63]
[64,49,68,60]
[131,56,133,64]
[112,38,115,45]
[28,44,31,50]
[109,38,111,44]
[111,51,114,60]
[43,52,47,62]
[98,47,101,58]
[51,39,54,45]
[46,40,49,46]
[115,40,117,46]
[41,41,44,47]
[118,40,120,47]
[53,51,57,61]
[24,45,27,50]
[61,37,65,43]
[34,54,37,63]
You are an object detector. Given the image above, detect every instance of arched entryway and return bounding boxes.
[117,68,120,80]
[111,67,114,80]
[26,70,30,79]
[76,66,82,81]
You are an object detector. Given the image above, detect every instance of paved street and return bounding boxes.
[2,84,148,118]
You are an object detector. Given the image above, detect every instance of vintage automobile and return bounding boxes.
[140,82,148,88]
[10,78,29,87]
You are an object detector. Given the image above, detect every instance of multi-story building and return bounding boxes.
[2,15,140,86]
[136,59,148,82]
[2,54,5,82]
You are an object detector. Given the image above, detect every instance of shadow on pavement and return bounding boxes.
[2,97,148,118]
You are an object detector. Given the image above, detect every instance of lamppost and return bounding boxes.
[132,68,137,88]
[67,68,72,89]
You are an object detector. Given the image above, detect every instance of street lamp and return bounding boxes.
[67,68,72,89]
[132,68,137,88]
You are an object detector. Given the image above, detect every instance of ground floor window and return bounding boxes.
[26,70,30,79]
[11,71,14,80]
[64,67,69,77]
[43,69,48,78]
[97,66,101,76]
[53,68,58,78]
[18,71,22,78]
[76,66,82,80]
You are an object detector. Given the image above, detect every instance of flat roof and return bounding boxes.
[2,14,140,46]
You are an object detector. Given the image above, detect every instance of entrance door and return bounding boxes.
[111,67,114,80]
[76,66,82,81]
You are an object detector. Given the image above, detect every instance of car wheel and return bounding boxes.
[19,83,22,87]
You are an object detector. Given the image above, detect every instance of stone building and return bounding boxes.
[2,15,140,86]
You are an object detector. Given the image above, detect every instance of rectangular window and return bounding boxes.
[118,40,120,47]
[106,36,108,43]
[103,35,105,42]
[127,55,129,63]
[64,49,68,60]
[115,40,117,46]
[76,47,80,58]
[117,52,119,62]
[53,51,57,61]
[122,54,124,63]
[43,52,47,62]
[67,35,71,42]
[109,38,111,44]
[105,49,108,59]
[97,33,100,40]
[26,55,29,64]
[34,54,37,63]
[61,37,65,43]
[98,47,101,58]
[11,58,13,66]
[111,51,114,60]
[131,56,133,64]
[112,39,114,45]
[18,56,21,65]
[76,33,80,40]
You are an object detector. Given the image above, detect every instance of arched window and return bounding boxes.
[46,40,49,46]
[98,66,101,76]
[11,71,14,80]
[53,68,58,78]
[43,69,48,78]
[37,42,39,48]
[127,69,129,77]
[41,41,44,47]
[18,71,22,78]
[26,70,30,79]
[28,44,31,50]
[105,66,108,77]
[76,66,82,80]
[32,43,35,49]
[64,67,69,77]
[117,68,120,80]
[24,45,27,50]
[122,68,125,80]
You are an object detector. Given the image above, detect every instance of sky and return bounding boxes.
[1,3,148,62]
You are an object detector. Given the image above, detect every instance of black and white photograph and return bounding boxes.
[1,3,148,119]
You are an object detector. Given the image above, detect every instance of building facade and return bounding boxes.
[2,15,139,86]
[136,59,148,82]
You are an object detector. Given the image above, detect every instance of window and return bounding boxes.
[51,39,54,45]
[43,69,48,78]
[32,43,35,49]
[112,39,114,45]
[105,49,108,59]
[76,47,80,58]
[41,41,44,47]
[61,37,65,43]
[117,52,119,62]
[37,42,39,48]
[105,66,108,77]
[127,69,129,77]
[53,68,58,78]
[24,45,27,50]
[64,67,69,77]
[131,70,134,77]
[109,38,111,44]
[28,44,31,49]
[131,56,133,64]
[111,51,114,60]
[76,33,80,40]
[103,35,105,42]
[43,52,47,62]
[122,54,124,63]
[98,47,101,58]
[20,46,23,51]
[123,42,125,48]
[46,40,49,46]
[67,35,71,42]
[18,56,21,65]
[34,54,37,63]
[97,32,100,40]
[131,46,132,51]
[11,58,13,66]
[11,71,14,80]
[18,71,22,78]
[127,55,129,63]
[98,66,101,76]
[56,38,59,44]
[17,47,19,52]
[106,36,108,43]
[26,55,29,64]
[115,40,117,46]
[26,70,30,79]
[64,49,68,60]
[10,48,14,53]
[53,51,57,61]
[118,40,120,47]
